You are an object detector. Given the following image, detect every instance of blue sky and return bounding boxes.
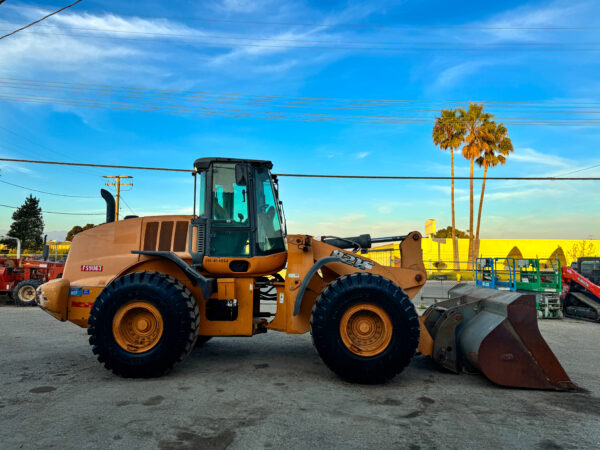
[1,0,600,240]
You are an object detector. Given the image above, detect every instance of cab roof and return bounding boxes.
[194,157,273,171]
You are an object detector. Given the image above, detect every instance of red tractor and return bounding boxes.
[0,237,65,306]
[561,257,600,322]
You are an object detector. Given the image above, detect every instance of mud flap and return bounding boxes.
[422,284,580,391]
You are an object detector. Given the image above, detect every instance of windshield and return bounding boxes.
[580,260,600,276]
[254,166,285,255]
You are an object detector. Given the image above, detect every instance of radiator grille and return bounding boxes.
[143,222,159,251]
[173,221,188,252]
[158,221,174,251]
[196,223,206,254]
[143,220,189,252]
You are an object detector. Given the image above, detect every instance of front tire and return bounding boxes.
[13,280,41,306]
[88,271,200,378]
[311,273,420,384]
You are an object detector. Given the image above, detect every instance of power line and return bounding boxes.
[3,27,600,52]
[119,195,136,216]
[273,173,600,181]
[0,157,190,172]
[0,203,103,215]
[0,123,106,177]
[3,93,600,125]
[0,178,96,198]
[9,4,600,31]
[4,79,600,113]
[2,157,600,181]
[2,20,600,49]
[556,163,600,177]
[1,77,598,107]
[0,0,83,40]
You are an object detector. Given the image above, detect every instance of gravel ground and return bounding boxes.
[0,289,599,450]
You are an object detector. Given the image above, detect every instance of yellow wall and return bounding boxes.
[370,237,599,270]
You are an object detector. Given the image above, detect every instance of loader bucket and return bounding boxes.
[422,284,580,391]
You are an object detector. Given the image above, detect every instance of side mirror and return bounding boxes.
[235,164,247,186]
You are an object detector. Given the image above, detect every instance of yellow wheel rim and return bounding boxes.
[113,302,164,353]
[340,303,392,357]
[19,286,36,302]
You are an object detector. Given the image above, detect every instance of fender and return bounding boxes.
[132,250,216,299]
[292,250,374,316]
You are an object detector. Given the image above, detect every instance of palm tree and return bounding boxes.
[474,122,513,246]
[458,103,493,266]
[432,109,465,271]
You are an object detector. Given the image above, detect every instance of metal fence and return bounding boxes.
[0,252,69,262]
[365,248,478,280]
[363,248,397,266]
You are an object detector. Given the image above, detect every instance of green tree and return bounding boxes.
[433,109,465,270]
[458,103,493,265]
[2,195,44,250]
[474,122,513,245]
[433,226,469,239]
[65,223,95,241]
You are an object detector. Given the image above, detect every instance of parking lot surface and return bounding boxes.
[1,293,599,450]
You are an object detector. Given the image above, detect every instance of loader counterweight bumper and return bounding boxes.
[36,278,70,321]
[422,284,580,391]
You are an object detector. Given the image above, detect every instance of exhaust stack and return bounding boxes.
[101,189,116,223]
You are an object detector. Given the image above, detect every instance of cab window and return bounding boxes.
[210,164,250,257]
[196,171,205,216]
[212,164,248,226]
[254,166,285,255]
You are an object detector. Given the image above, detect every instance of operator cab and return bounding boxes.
[191,157,286,273]
[577,257,600,285]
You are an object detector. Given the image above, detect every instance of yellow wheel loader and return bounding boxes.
[36,157,578,389]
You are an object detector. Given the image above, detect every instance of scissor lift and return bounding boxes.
[476,258,562,319]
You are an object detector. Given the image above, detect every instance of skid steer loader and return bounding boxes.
[36,157,578,389]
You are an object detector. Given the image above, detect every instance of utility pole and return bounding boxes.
[103,176,133,221]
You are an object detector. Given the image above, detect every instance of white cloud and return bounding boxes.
[0,152,34,175]
[0,31,140,73]
[433,60,493,89]
[340,213,366,223]
[472,1,590,42]
[0,2,390,99]
[0,162,33,175]
[9,4,203,38]
[429,184,468,195]
[509,148,571,168]
[355,151,370,159]
[214,0,275,13]
[422,1,597,93]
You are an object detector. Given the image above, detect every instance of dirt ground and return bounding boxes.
[0,291,599,450]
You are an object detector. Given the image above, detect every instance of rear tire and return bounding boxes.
[88,271,200,378]
[311,273,419,384]
[12,280,41,306]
